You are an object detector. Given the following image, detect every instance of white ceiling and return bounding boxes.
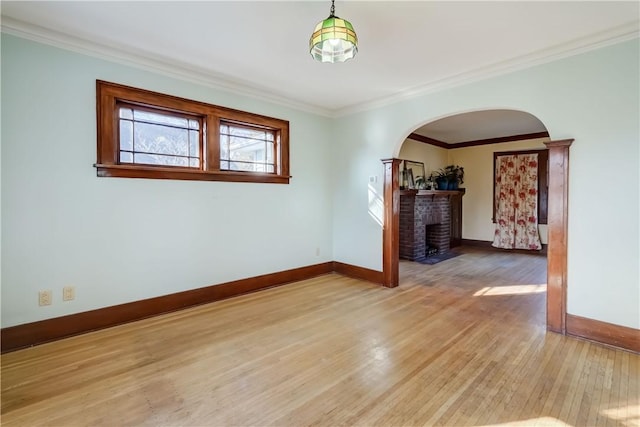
[2,1,638,119]
[414,110,547,144]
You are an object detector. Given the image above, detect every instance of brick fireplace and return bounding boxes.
[399,192,453,262]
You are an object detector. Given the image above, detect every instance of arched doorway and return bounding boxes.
[381,109,572,334]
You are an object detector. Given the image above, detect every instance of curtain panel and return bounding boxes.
[492,153,542,250]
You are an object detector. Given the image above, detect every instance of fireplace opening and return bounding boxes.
[426,244,438,257]
[426,223,448,257]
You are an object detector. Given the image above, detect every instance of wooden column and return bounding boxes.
[544,139,573,334]
[381,158,401,288]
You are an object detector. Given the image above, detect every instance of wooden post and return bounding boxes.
[544,139,573,334]
[382,158,401,288]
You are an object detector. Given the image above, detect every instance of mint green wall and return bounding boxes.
[2,34,638,331]
[1,35,334,327]
[332,39,639,329]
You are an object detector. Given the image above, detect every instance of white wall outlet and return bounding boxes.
[39,290,52,306]
[316,247,320,256]
[63,286,75,301]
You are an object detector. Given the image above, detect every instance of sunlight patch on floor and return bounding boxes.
[602,404,640,426]
[478,416,572,426]
[474,284,547,296]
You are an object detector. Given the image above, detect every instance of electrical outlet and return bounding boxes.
[316,247,320,256]
[63,286,75,301]
[39,290,52,306]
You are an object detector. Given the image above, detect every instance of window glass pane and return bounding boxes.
[188,119,199,130]
[227,161,258,172]
[224,126,264,139]
[266,141,274,163]
[225,162,274,173]
[228,136,263,151]
[120,120,133,151]
[133,110,189,127]
[189,158,200,168]
[189,130,199,157]
[134,153,189,167]
[134,122,189,156]
[220,134,229,160]
[230,149,255,162]
[119,107,133,119]
[120,151,133,163]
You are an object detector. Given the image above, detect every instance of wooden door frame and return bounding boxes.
[543,139,573,333]
[381,158,401,288]
[381,139,573,333]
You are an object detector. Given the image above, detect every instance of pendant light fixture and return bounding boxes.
[309,0,358,63]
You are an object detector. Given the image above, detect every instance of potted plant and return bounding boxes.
[444,165,464,190]
[432,165,464,190]
[431,170,449,190]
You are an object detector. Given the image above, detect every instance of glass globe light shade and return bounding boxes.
[309,16,358,63]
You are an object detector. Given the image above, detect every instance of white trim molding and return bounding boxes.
[2,16,638,118]
[1,17,334,117]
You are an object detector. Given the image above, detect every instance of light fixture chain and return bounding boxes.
[330,0,335,17]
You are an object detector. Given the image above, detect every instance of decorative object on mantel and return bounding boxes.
[309,0,358,63]
[431,170,447,190]
[431,165,465,190]
[400,160,426,190]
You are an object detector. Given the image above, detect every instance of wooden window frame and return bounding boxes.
[492,149,549,225]
[96,80,290,184]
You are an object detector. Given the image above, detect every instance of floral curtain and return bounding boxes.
[492,153,542,250]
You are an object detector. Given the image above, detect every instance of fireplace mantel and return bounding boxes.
[400,189,466,197]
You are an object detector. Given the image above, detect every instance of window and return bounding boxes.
[118,104,203,168]
[96,80,290,184]
[493,149,548,225]
[219,121,276,173]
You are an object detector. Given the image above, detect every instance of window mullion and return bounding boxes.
[206,115,220,171]
[274,131,280,175]
[199,117,205,170]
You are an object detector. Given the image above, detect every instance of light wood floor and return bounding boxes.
[2,247,638,426]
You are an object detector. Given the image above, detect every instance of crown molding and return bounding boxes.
[334,21,640,117]
[2,16,638,119]
[0,17,334,118]
[407,133,449,149]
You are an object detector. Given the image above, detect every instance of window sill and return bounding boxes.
[95,164,291,184]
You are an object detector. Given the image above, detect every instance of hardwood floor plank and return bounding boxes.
[628,351,640,426]
[2,247,638,426]
[537,337,579,419]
